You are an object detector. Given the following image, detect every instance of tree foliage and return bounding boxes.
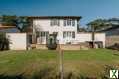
[0,32,9,50]
[87,19,108,31]
[78,27,87,32]
[13,16,31,32]
[1,15,31,32]
[87,18,119,32]
[1,15,16,26]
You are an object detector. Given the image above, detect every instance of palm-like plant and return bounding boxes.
[87,19,107,48]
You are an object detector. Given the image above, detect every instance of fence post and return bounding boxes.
[58,44,64,79]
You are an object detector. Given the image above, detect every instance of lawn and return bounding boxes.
[0,49,119,78]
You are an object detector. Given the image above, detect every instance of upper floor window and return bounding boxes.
[72,20,75,26]
[64,19,75,26]
[50,19,60,26]
[63,31,75,38]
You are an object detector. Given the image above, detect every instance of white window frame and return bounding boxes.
[64,19,75,26]
[63,31,75,38]
[50,19,60,26]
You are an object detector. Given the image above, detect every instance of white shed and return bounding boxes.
[6,33,27,50]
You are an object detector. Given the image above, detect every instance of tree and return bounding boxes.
[87,19,107,48]
[78,27,87,32]
[1,15,31,32]
[1,15,16,26]
[13,16,31,32]
[0,32,9,50]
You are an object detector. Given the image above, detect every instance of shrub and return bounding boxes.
[46,34,57,50]
[100,65,118,79]
[0,32,9,50]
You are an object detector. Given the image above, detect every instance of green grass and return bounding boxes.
[0,49,119,78]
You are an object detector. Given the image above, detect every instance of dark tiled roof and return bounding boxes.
[0,28,19,33]
[98,25,119,32]
[28,16,82,20]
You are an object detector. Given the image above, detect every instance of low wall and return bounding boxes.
[35,43,89,50]
[76,33,105,48]
[36,44,48,49]
[61,44,89,50]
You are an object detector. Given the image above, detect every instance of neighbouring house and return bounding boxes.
[99,25,119,47]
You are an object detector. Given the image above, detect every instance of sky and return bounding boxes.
[0,0,119,27]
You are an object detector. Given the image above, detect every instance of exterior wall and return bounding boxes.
[76,33,105,47]
[106,35,119,47]
[33,19,78,44]
[95,33,105,47]
[6,33,27,50]
[101,27,119,47]
[76,33,92,42]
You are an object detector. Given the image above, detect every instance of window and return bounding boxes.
[39,31,49,37]
[67,19,72,26]
[63,19,75,26]
[72,32,75,38]
[63,31,75,38]
[72,20,75,26]
[64,20,66,26]
[50,19,60,26]
[63,32,66,38]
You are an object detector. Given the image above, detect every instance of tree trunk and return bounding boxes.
[92,30,95,48]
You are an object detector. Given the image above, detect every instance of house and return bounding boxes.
[28,16,81,44]
[28,16,105,49]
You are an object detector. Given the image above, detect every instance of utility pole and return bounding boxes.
[58,43,64,79]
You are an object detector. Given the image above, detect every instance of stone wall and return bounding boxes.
[106,35,119,47]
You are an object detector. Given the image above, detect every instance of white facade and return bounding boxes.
[32,17,105,48]
[33,18,78,44]
[6,33,27,50]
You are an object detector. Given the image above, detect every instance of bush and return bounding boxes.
[0,33,9,50]
[100,65,118,79]
[46,34,57,50]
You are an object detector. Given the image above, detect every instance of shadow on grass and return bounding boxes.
[0,66,100,79]
[0,74,25,79]
[0,73,97,79]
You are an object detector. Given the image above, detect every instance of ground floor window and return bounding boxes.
[36,31,49,44]
[37,31,49,37]
[63,31,75,38]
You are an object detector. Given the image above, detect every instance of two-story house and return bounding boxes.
[29,16,81,45]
